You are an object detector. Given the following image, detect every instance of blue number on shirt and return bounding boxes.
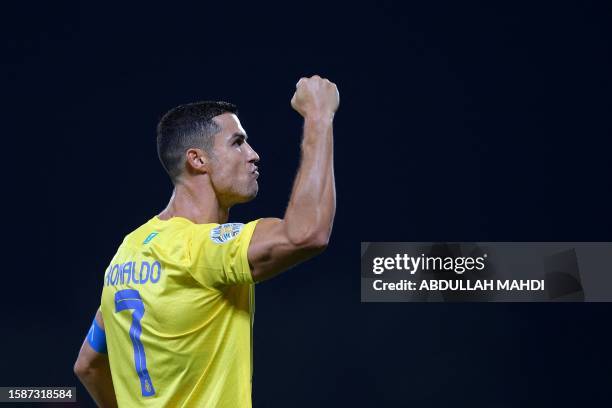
[114,289,156,397]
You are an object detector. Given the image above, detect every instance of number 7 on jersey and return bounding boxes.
[115,289,156,397]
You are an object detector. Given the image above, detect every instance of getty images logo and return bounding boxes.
[372,253,488,275]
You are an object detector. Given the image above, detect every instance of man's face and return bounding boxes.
[207,113,260,207]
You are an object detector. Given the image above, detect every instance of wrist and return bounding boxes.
[303,111,334,124]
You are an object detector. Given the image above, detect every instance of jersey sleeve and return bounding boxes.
[189,220,260,287]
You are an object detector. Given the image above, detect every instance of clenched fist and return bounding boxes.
[291,75,339,120]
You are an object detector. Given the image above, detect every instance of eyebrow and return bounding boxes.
[231,132,248,141]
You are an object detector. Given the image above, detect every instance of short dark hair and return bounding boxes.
[156,101,238,183]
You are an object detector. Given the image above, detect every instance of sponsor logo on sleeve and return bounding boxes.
[210,223,244,244]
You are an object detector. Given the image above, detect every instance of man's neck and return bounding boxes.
[157,179,229,224]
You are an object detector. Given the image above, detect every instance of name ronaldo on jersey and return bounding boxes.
[104,260,163,287]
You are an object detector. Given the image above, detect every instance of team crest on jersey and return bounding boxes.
[210,223,244,244]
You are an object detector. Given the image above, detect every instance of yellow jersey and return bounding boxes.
[100,215,259,407]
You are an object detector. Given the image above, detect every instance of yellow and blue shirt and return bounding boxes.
[100,215,259,407]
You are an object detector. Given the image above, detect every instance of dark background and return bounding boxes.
[3,1,611,406]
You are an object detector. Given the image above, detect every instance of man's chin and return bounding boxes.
[236,188,258,204]
[247,188,259,201]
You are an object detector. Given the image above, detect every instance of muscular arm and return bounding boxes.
[249,75,338,281]
[74,311,118,408]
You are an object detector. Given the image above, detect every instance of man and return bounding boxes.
[73,75,338,407]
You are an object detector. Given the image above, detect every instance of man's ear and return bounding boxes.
[185,148,210,175]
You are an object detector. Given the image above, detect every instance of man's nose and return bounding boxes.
[247,143,260,163]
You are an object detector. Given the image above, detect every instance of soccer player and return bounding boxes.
[73,75,338,407]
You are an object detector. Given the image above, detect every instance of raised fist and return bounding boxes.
[291,75,339,119]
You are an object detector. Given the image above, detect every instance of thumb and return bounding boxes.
[290,93,297,109]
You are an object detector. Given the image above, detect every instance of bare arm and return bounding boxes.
[248,75,338,281]
[74,311,118,408]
